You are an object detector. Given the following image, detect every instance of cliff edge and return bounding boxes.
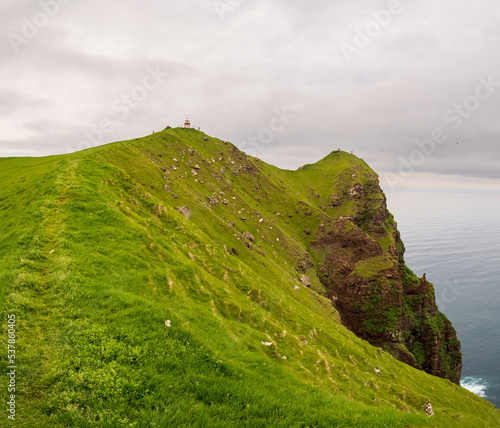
[302,160,462,383]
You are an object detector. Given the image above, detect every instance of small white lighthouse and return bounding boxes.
[184,118,191,128]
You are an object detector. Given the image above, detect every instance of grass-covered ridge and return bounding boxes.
[0,128,498,427]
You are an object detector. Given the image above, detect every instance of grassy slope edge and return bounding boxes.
[0,128,498,427]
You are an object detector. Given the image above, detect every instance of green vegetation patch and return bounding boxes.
[352,256,393,279]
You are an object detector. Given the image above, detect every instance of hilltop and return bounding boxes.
[0,128,498,427]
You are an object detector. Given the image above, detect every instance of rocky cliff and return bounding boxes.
[153,131,463,384]
[150,130,463,384]
[306,170,462,383]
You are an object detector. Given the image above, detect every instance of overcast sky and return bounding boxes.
[2,0,500,191]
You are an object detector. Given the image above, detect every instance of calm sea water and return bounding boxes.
[385,189,500,409]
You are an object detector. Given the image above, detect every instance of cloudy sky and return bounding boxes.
[2,0,500,191]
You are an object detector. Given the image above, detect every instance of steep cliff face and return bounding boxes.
[308,174,462,384]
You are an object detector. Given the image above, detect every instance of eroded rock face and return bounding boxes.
[309,180,462,384]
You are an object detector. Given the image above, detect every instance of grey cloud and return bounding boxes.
[1,0,499,189]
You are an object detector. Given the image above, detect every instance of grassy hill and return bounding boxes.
[0,128,499,427]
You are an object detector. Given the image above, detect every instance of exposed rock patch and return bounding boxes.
[175,206,192,219]
[243,232,255,242]
[300,275,311,287]
[309,180,462,384]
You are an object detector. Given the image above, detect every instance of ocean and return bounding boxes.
[385,189,500,409]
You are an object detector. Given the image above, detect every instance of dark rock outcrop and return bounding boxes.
[243,232,255,242]
[309,177,462,384]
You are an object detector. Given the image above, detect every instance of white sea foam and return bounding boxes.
[461,376,488,398]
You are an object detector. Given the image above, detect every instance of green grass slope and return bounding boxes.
[0,128,498,427]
